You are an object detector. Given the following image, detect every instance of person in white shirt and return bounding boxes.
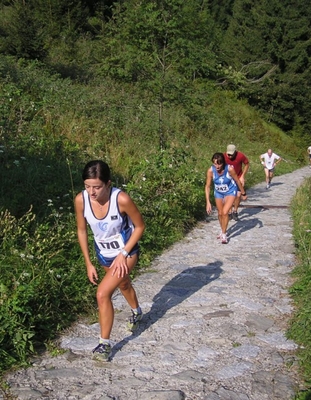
[259,149,282,189]
[75,160,145,361]
[307,146,311,168]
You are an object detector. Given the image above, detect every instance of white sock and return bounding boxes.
[99,338,110,345]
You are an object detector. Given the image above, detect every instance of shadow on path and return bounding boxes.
[227,207,264,239]
[111,261,223,358]
[269,181,284,187]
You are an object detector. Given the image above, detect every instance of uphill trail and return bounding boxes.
[3,166,311,400]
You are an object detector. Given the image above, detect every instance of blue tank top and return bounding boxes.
[212,164,237,194]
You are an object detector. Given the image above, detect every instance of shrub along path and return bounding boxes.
[3,166,311,400]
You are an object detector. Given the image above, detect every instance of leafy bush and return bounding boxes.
[124,147,205,267]
[0,205,95,371]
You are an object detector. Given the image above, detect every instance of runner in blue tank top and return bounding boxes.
[205,153,247,244]
[75,160,145,361]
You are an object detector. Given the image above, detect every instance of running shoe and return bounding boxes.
[228,213,233,221]
[232,212,238,221]
[221,234,228,244]
[127,310,143,332]
[266,184,270,189]
[217,232,222,239]
[92,342,112,361]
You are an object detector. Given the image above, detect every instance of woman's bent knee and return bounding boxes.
[118,276,132,292]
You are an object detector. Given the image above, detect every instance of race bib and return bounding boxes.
[95,233,125,258]
[215,184,229,193]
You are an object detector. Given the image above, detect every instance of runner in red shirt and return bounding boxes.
[224,144,249,221]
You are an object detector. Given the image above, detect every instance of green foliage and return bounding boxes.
[288,178,311,395]
[0,0,310,138]
[88,0,218,84]
[0,1,46,60]
[0,206,95,371]
[124,147,205,266]
[0,0,100,59]
[208,0,234,29]
[217,0,311,135]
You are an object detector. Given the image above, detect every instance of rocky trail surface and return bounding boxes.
[3,167,311,400]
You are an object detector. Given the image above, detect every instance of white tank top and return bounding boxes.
[82,187,134,258]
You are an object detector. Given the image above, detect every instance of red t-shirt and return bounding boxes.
[223,151,249,177]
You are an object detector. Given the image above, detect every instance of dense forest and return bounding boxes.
[0,0,310,137]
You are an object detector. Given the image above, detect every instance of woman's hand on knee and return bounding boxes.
[111,254,129,278]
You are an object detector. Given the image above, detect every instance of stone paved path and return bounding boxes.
[3,167,311,400]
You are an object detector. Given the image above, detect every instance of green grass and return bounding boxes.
[288,178,311,399]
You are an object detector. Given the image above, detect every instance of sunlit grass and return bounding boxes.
[289,178,311,398]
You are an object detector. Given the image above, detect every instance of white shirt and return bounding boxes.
[260,152,280,170]
[82,187,134,258]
